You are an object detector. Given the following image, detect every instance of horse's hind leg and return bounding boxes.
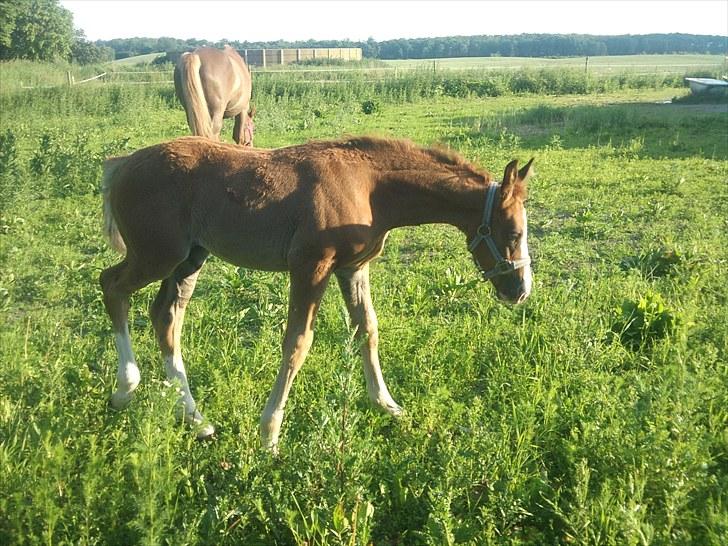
[335,264,403,416]
[149,246,214,439]
[233,113,243,144]
[100,259,167,410]
[210,109,225,141]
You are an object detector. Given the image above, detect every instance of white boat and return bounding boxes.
[684,77,728,94]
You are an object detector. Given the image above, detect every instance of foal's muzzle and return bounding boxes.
[495,277,531,305]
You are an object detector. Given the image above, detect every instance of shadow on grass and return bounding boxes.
[446,101,728,160]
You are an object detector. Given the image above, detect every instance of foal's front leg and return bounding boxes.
[260,260,333,451]
[336,264,403,416]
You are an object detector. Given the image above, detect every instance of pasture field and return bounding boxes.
[0,64,727,545]
[111,53,167,66]
[384,54,728,74]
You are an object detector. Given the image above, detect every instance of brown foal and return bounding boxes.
[100,136,534,451]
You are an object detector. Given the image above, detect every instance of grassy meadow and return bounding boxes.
[0,61,727,545]
[385,54,727,74]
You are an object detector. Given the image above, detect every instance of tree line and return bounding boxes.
[0,0,114,64]
[98,34,726,62]
[374,33,727,59]
[0,0,725,64]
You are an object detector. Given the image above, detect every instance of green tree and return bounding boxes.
[71,30,113,64]
[0,0,74,61]
[0,1,20,52]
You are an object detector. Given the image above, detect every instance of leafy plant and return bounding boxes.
[29,131,130,197]
[361,99,380,115]
[0,129,18,176]
[620,246,685,278]
[0,129,20,211]
[611,291,681,349]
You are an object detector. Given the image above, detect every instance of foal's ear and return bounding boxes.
[502,158,534,202]
[501,159,519,202]
[518,158,535,182]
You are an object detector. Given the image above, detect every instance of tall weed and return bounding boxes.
[29,131,130,197]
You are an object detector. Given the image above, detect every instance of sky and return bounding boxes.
[61,1,728,43]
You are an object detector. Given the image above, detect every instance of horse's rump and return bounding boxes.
[174,47,254,144]
[177,52,215,139]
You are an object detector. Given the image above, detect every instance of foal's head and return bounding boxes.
[242,107,255,146]
[468,158,534,305]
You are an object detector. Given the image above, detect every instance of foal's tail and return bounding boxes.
[178,52,214,139]
[101,156,128,255]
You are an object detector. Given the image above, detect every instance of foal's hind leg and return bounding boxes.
[100,259,168,410]
[336,264,403,416]
[149,246,214,439]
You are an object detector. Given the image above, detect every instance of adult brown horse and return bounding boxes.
[100,136,533,451]
[174,45,254,145]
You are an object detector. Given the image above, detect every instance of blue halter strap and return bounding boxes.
[468,183,531,280]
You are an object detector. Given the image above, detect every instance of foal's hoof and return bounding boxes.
[387,403,404,418]
[184,410,215,440]
[110,390,133,411]
[374,398,404,418]
[195,422,216,441]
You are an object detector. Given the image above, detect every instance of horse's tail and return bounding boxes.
[101,156,128,255]
[178,52,214,138]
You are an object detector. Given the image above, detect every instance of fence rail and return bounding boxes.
[74,72,107,84]
[12,57,725,89]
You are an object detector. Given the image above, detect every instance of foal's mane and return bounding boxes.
[340,136,493,185]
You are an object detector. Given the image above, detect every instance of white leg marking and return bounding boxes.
[363,357,403,416]
[110,327,140,410]
[520,209,533,298]
[260,404,284,454]
[163,354,214,439]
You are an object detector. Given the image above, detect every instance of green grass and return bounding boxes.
[0,64,727,545]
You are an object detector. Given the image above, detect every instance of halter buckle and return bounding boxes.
[495,260,515,274]
[476,224,491,237]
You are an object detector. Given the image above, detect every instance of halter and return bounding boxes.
[468,183,531,280]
